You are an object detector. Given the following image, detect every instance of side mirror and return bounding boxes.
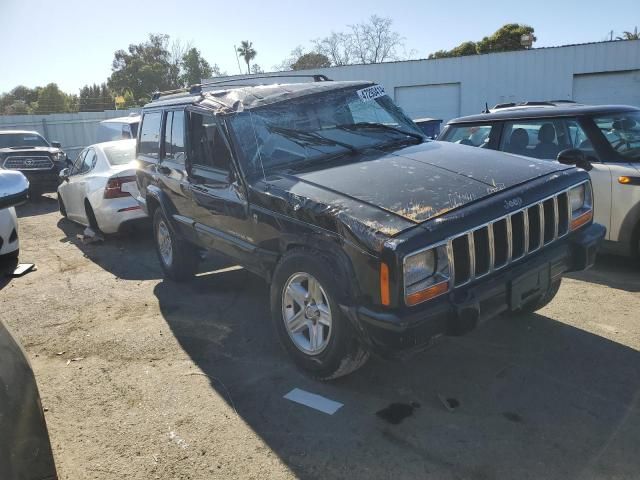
[557,148,593,172]
[51,141,62,148]
[59,168,70,182]
[0,171,30,209]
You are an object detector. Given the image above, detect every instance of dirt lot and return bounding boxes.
[1,194,639,480]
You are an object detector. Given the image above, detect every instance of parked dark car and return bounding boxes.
[135,78,605,379]
[439,102,640,258]
[0,170,58,480]
[412,117,442,139]
[0,130,68,195]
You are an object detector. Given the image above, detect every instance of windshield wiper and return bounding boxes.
[267,125,359,154]
[335,122,424,143]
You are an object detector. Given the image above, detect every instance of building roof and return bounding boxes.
[145,80,373,114]
[448,104,640,124]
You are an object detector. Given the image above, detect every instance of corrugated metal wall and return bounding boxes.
[0,109,139,159]
[208,40,640,123]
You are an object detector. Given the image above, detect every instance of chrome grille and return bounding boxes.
[3,155,53,170]
[449,188,574,287]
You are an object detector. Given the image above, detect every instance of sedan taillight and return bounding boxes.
[104,176,136,199]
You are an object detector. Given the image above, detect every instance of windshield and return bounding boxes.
[102,140,136,165]
[594,112,640,160]
[0,132,50,148]
[228,85,424,177]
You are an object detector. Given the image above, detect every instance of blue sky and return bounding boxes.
[0,0,637,94]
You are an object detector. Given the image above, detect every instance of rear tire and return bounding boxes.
[152,208,199,282]
[517,279,562,314]
[85,201,100,233]
[58,194,67,217]
[270,248,369,380]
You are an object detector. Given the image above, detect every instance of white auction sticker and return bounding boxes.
[356,84,386,102]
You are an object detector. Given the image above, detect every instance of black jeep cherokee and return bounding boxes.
[0,130,68,195]
[135,78,605,379]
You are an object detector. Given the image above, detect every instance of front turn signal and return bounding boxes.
[380,262,390,306]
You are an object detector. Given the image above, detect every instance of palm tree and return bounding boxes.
[237,41,257,74]
[616,27,639,40]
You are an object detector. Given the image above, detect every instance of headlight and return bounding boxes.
[403,244,450,306]
[568,182,593,231]
[53,152,65,162]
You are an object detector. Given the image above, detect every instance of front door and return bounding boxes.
[185,110,259,270]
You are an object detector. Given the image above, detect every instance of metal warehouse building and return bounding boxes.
[214,40,640,123]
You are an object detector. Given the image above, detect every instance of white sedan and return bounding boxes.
[0,171,29,260]
[57,140,146,234]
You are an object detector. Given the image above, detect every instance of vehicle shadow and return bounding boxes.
[154,270,640,480]
[15,194,59,218]
[54,217,162,281]
[0,256,19,292]
[567,253,640,293]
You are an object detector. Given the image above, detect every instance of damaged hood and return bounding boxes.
[288,141,569,223]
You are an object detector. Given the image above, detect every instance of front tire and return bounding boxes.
[152,208,199,281]
[270,248,369,380]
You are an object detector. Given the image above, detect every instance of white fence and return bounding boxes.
[0,109,139,160]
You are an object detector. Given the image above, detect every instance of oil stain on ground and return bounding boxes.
[376,402,421,424]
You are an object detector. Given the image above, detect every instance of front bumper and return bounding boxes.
[21,169,61,192]
[344,222,606,359]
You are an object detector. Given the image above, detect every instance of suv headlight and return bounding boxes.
[53,152,66,162]
[568,182,593,231]
[403,244,450,306]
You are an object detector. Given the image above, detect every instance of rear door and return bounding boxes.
[157,109,198,243]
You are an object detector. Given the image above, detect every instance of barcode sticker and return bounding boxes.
[356,85,386,102]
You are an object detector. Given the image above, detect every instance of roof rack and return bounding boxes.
[151,74,332,101]
[492,100,578,110]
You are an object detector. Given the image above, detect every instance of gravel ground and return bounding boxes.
[1,194,639,480]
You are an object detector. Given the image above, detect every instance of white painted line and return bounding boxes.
[284,388,343,415]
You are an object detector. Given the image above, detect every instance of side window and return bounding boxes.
[565,119,598,160]
[170,110,185,163]
[162,111,186,164]
[70,150,86,175]
[79,149,97,174]
[139,112,162,159]
[442,124,493,148]
[500,119,594,161]
[188,112,232,172]
[122,124,132,139]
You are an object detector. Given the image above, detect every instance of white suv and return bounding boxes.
[439,103,640,259]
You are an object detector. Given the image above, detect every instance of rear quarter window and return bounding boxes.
[139,112,162,159]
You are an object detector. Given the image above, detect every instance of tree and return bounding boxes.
[108,33,178,105]
[428,24,536,59]
[313,16,404,66]
[349,15,404,64]
[476,24,536,54]
[180,47,214,86]
[313,32,353,66]
[237,41,257,74]
[79,83,113,112]
[291,52,331,70]
[250,64,264,74]
[616,27,639,40]
[34,83,69,114]
[4,101,30,115]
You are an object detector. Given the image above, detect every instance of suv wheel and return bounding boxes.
[270,249,369,380]
[153,208,199,281]
[517,279,562,314]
